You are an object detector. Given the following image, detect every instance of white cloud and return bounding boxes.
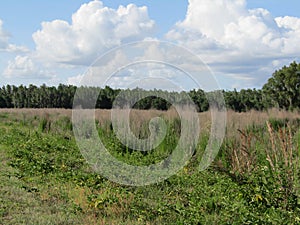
[72,41,215,91]
[0,20,10,50]
[67,74,84,86]
[166,0,300,89]
[32,0,155,65]
[3,55,54,78]
[167,0,284,54]
[274,16,300,54]
[275,16,300,31]
[3,0,299,90]
[0,19,29,53]
[3,1,155,84]
[178,0,247,41]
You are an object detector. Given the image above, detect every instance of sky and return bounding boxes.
[0,0,300,90]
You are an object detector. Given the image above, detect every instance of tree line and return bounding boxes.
[1,61,300,112]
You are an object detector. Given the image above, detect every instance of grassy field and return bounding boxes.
[0,108,299,224]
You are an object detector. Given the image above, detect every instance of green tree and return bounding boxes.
[263,61,300,110]
[189,89,209,112]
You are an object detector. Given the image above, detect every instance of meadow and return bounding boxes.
[0,108,299,224]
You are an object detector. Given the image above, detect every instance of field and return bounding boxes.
[0,108,299,224]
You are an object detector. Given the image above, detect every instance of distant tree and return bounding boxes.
[263,61,300,110]
[0,87,6,108]
[1,61,299,111]
[189,89,209,112]
[224,89,242,112]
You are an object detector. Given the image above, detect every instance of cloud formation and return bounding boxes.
[0,19,28,53]
[3,0,300,89]
[166,0,300,88]
[32,0,155,64]
[4,55,53,78]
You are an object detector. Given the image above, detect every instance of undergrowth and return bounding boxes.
[0,111,299,224]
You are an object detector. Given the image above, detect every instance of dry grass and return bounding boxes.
[226,108,300,128]
[227,128,258,175]
[217,110,300,203]
[265,121,299,188]
[1,107,299,136]
[0,108,72,118]
[206,108,300,179]
[1,108,299,223]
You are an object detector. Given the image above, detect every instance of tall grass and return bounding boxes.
[0,108,299,223]
[266,121,299,200]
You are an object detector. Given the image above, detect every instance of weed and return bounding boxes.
[0,109,299,224]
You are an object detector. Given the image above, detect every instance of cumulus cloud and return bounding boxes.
[69,41,216,91]
[3,0,299,90]
[0,19,28,52]
[67,74,84,86]
[3,55,54,78]
[166,0,288,56]
[32,0,155,65]
[166,0,300,88]
[3,1,155,84]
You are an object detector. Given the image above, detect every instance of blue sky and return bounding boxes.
[0,1,187,46]
[0,0,300,90]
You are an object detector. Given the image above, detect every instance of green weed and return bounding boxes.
[0,111,299,224]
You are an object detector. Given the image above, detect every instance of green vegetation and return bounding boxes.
[0,60,299,224]
[263,61,300,110]
[0,110,299,224]
[0,61,300,111]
